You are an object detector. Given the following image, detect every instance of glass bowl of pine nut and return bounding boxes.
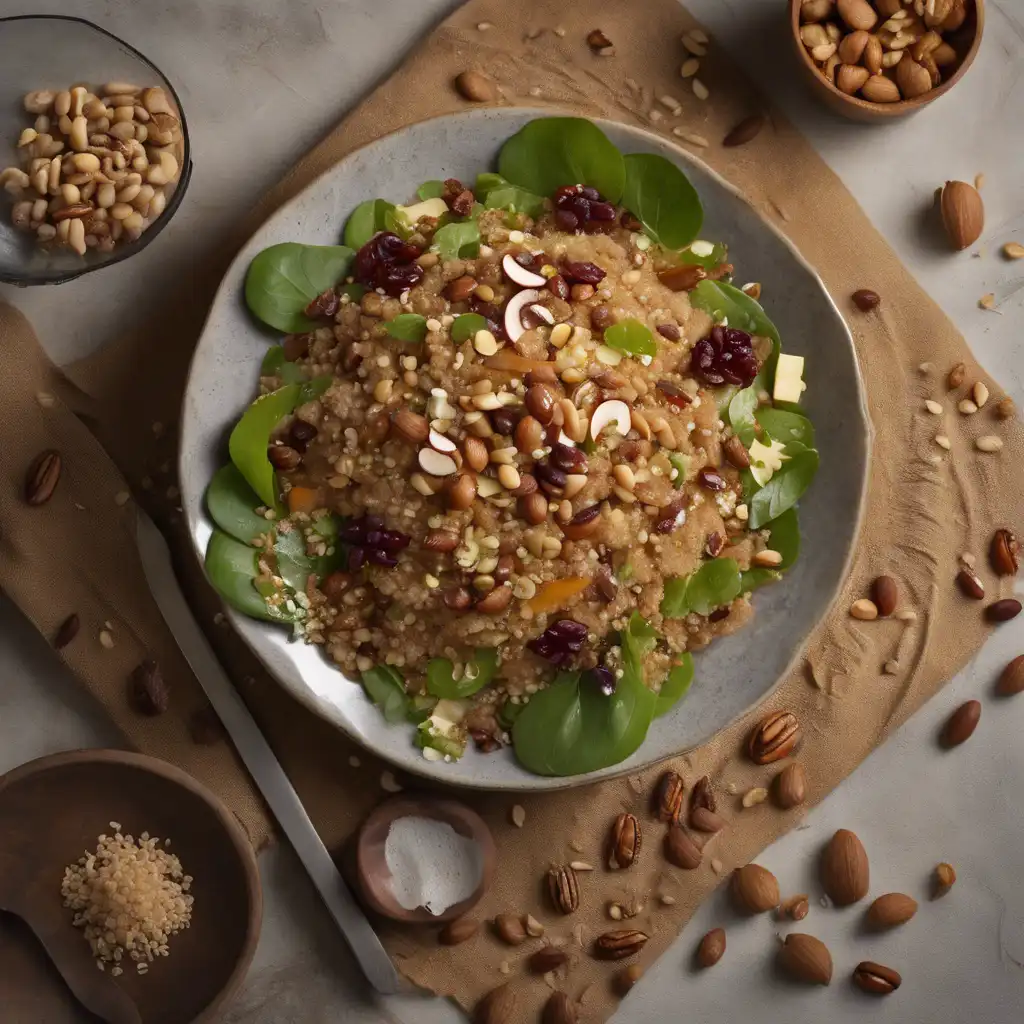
[0,15,191,285]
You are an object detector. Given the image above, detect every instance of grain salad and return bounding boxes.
[204,118,818,776]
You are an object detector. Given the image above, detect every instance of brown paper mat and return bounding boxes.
[1,0,1021,1021]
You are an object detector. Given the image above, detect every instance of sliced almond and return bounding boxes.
[589,399,631,443]
[428,428,457,453]
[503,288,541,342]
[502,253,546,288]
[418,448,458,477]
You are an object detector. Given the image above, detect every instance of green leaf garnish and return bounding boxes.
[205,464,271,544]
[451,313,488,342]
[385,313,428,343]
[679,241,728,269]
[727,388,759,447]
[360,665,410,723]
[244,243,355,334]
[343,198,396,250]
[260,346,308,385]
[755,408,815,451]
[622,153,703,250]
[475,172,547,218]
[603,318,656,357]
[747,450,819,529]
[661,558,742,618]
[426,648,499,700]
[416,180,445,201]
[204,529,294,622]
[669,452,690,488]
[498,117,626,204]
[655,654,694,718]
[434,220,481,260]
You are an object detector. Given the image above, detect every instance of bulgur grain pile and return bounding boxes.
[61,823,193,975]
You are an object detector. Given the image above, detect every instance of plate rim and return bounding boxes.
[178,107,872,792]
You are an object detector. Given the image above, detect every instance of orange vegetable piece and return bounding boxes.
[287,486,319,515]
[485,351,557,374]
[525,576,592,616]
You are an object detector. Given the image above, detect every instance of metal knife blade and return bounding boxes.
[135,511,400,995]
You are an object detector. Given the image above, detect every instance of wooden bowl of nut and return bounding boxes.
[788,0,984,121]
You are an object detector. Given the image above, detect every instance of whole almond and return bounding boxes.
[664,827,702,869]
[820,829,869,905]
[608,812,642,869]
[863,33,883,73]
[955,567,985,600]
[690,806,725,833]
[872,575,898,617]
[896,56,933,99]
[129,658,169,715]
[696,927,726,968]
[747,710,801,763]
[940,699,980,748]
[989,528,1019,577]
[541,991,577,1024]
[996,655,1024,697]
[774,762,808,809]
[866,892,918,929]
[24,449,62,505]
[947,361,967,389]
[853,961,901,995]
[439,916,479,945]
[932,861,956,898]
[455,70,496,103]
[779,933,833,985]
[392,407,429,444]
[654,770,685,823]
[836,0,877,30]
[723,113,765,147]
[594,928,649,960]
[851,287,880,311]
[53,612,81,650]
[836,64,870,95]
[731,864,780,913]
[861,75,900,103]
[939,181,984,251]
[528,947,568,974]
[474,983,517,1024]
[494,913,527,945]
[837,29,870,63]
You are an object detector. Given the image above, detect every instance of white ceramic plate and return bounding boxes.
[180,110,870,791]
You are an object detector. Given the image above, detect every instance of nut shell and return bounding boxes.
[866,892,918,929]
[747,710,801,764]
[779,933,833,985]
[731,863,780,913]
[820,829,869,905]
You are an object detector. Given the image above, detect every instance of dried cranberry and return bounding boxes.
[535,461,568,494]
[709,607,731,623]
[588,202,617,222]
[691,325,759,388]
[528,618,588,667]
[470,729,502,753]
[289,420,318,452]
[562,261,607,285]
[304,288,339,320]
[698,468,728,492]
[491,408,520,435]
[553,185,618,235]
[656,380,692,409]
[354,232,424,297]
[340,514,410,571]
[555,209,579,232]
[653,498,688,534]
[587,665,616,696]
[548,275,570,300]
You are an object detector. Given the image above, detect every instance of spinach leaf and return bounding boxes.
[360,665,410,724]
[497,699,525,730]
[511,666,657,777]
[228,378,330,509]
[434,220,480,260]
[244,243,355,334]
[655,654,694,718]
[426,648,499,699]
[417,180,445,201]
[661,557,742,618]
[343,198,395,250]
[204,529,292,622]
[756,408,815,450]
[407,694,438,724]
[274,519,344,594]
[622,153,703,250]
[385,313,428,343]
[679,241,728,269]
[205,464,270,544]
[604,319,656,357]
[766,507,800,569]
[451,313,487,342]
[260,346,307,385]
[339,282,365,302]
[498,117,626,204]
[747,450,819,529]
[475,172,547,218]
[690,279,781,389]
[740,567,781,592]
[727,388,759,447]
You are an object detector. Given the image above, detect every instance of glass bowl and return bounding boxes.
[0,15,192,285]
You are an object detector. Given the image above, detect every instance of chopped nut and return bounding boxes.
[1001,242,1024,260]
[934,434,951,449]
[691,78,710,101]
[510,804,526,827]
[741,786,768,808]
[850,598,879,621]
[978,293,999,313]
[924,399,943,415]
[975,435,1003,453]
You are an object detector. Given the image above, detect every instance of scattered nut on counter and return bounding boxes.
[1,83,184,255]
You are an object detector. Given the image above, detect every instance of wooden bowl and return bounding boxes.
[0,750,261,1024]
[355,796,495,924]
[788,0,984,121]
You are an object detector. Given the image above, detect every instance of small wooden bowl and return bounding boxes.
[356,796,495,924]
[0,750,261,1024]
[788,0,984,121]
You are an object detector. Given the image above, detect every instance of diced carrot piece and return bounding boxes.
[287,486,319,515]
[525,576,592,616]
[485,351,557,374]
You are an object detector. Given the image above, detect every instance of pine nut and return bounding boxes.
[116,183,141,205]
[975,435,1003,453]
[612,464,635,490]
[53,91,72,117]
[71,153,100,173]
[498,465,521,491]
[132,184,155,210]
[850,598,879,621]
[122,212,144,238]
[550,323,573,348]
[103,82,143,97]
[69,87,87,118]
[112,105,135,124]
[134,123,148,144]
[753,549,783,567]
[97,183,116,208]
[31,198,47,222]
[47,156,61,194]
[23,91,56,115]
[68,217,86,255]
[109,121,135,142]
[36,223,56,241]
[60,183,81,205]
[972,382,989,408]
[110,203,134,221]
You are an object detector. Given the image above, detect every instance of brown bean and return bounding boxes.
[423,530,460,553]
[986,599,1022,623]
[494,554,515,584]
[561,506,601,540]
[521,491,548,524]
[475,584,512,614]
[445,275,478,302]
[525,384,556,424]
[656,323,681,341]
[444,587,473,611]
[570,283,595,302]
[515,415,544,453]
[658,265,706,291]
[940,699,980,748]
[392,408,430,444]
[321,571,354,601]
[590,305,615,332]
[463,435,489,472]
[511,472,538,497]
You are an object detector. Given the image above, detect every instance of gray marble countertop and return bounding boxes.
[2,1,1023,1022]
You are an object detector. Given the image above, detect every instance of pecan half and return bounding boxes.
[690,774,717,815]
[593,929,649,960]
[654,770,685,824]
[607,813,641,870]
[547,864,580,915]
[747,710,801,764]
[990,528,1019,576]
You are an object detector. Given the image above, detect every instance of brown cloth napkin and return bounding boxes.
[2,0,1021,1020]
